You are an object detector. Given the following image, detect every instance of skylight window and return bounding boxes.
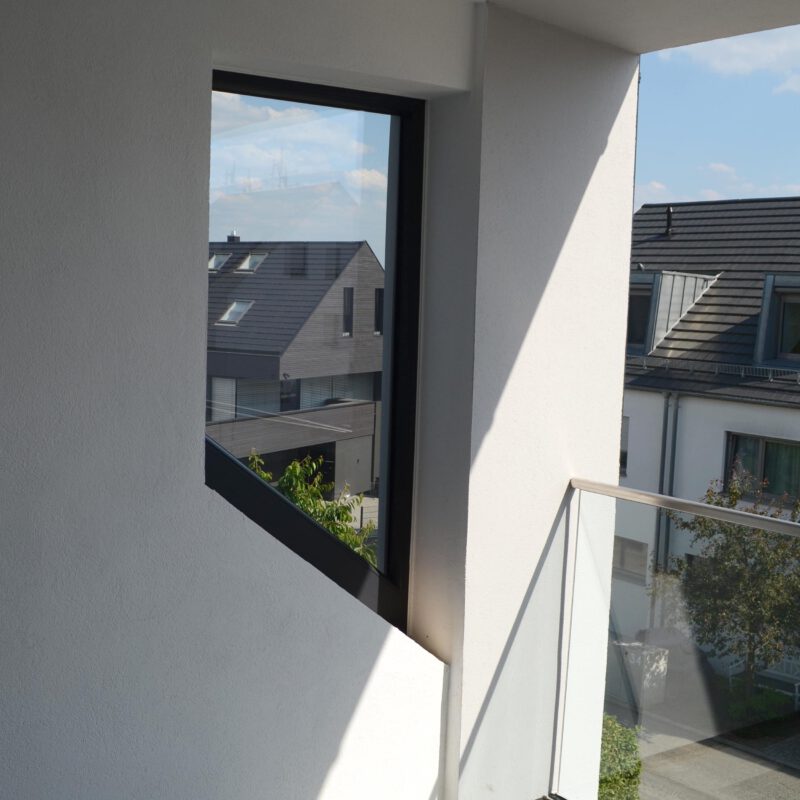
[237,252,269,272]
[218,300,253,325]
[209,253,231,271]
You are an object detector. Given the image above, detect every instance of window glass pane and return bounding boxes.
[612,536,647,581]
[374,288,384,334]
[764,441,800,496]
[779,298,800,356]
[343,287,354,336]
[627,289,651,347]
[730,434,760,481]
[207,89,392,570]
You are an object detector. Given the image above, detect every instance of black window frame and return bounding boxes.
[205,70,424,631]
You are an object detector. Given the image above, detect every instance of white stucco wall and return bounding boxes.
[624,387,800,501]
[414,7,639,798]
[616,387,800,643]
[10,0,793,797]
[0,3,446,799]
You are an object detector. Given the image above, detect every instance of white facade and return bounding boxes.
[616,387,800,636]
[622,388,800,499]
[4,2,800,799]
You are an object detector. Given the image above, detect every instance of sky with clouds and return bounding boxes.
[635,24,800,209]
[210,92,391,264]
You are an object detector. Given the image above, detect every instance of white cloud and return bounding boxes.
[344,168,388,191]
[675,26,800,76]
[211,92,317,135]
[634,180,679,208]
[708,162,736,176]
[699,189,725,201]
[775,73,800,94]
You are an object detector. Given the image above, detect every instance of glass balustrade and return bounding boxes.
[563,481,800,800]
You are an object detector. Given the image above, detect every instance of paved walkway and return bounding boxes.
[640,738,800,800]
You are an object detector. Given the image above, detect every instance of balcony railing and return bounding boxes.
[554,478,800,800]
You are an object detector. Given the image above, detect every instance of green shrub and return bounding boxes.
[248,450,377,568]
[599,714,641,800]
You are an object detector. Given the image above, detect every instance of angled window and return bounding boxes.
[374,288,384,335]
[237,252,269,272]
[204,71,424,629]
[342,287,354,336]
[218,300,253,325]
[209,253,231,271]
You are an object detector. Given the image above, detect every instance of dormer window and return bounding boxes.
[218,300,253,325]
[778,294,800,359]
[755,275,800,363]
[627,287,652,350]
[626,273,656,353]
[237,252,268,272]
[209,253,231,271]
[626,270,715,354]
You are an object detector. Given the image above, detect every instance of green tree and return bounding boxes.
[248,450,378,568]
[667,473,800,703]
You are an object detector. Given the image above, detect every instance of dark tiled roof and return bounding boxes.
[207,241,363,354]
[626,198,800,407]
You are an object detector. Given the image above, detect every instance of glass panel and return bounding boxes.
[207,89,393,570]
[729,434,760,482]
[218,300,252,324]
[627,290,652,347]
[598,492,800,799]
[764,441,800,497]
[780,299,800,356]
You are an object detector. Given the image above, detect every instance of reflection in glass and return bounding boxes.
[603,490,800,799]
[206,90,393,570]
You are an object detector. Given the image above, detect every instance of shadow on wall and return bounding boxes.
[416,9,637,799]
[456,495,572,797]
[468,20,638,464]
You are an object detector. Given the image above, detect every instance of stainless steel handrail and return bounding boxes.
[571,477,800,539]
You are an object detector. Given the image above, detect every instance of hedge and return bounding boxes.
[598,714,641,800]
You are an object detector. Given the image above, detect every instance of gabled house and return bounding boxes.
[206,238,383,494]
[621,197,800,526]
[611,198,800,737]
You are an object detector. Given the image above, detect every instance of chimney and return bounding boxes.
[227,229,240,243]
[666,206,674,236]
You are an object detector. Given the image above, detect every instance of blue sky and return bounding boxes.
[635,24,800,209]
[210,92,391,264]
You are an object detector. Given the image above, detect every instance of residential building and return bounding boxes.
[5,4,800,800]
[609,197,800,741]
[206,237,383,495]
